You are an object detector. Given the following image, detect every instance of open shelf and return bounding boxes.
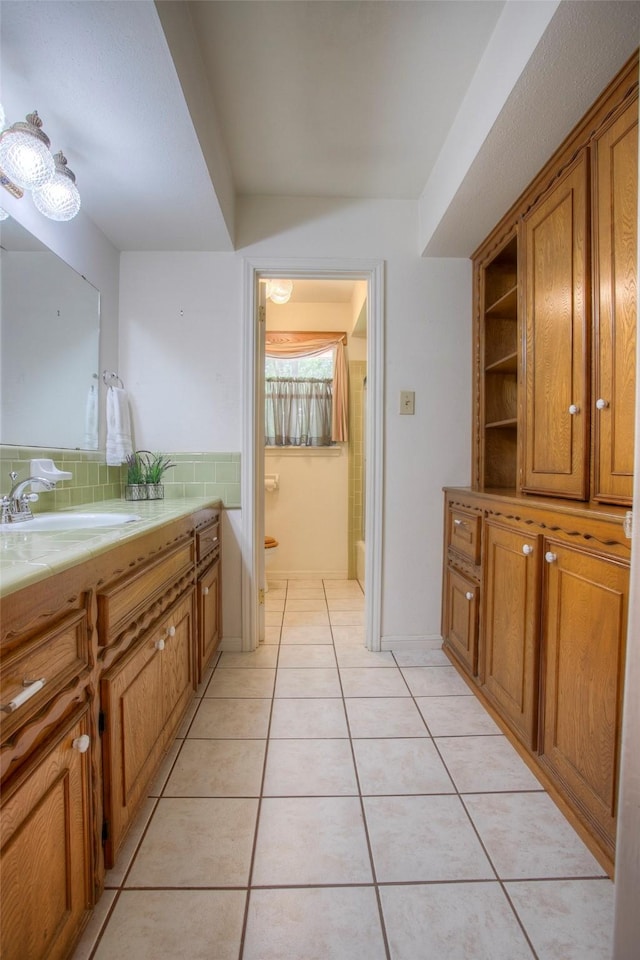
[485,284,517,318]
[486,351,518,375]
[485,418,518,429]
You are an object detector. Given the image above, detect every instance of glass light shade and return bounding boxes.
[0,113,54,190]
[32,151,81,221]
[267,279,293,304]
[0,206,9,221]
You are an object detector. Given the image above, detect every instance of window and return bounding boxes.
[265,348,334,446]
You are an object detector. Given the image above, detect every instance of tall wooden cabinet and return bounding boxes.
[443,53,637,874]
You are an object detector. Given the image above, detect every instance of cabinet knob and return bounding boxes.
[596,398,609,410]
[167,625,176,637]
[155,637,166,651]
[568,404,580,415]
[522,544,534,555]
[72,734,91,753]
[202,586,209,596]
[465,591,474,601]
[545,551,557,564]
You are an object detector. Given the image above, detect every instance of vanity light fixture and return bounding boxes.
[0,106,81,221]
[266,279,294,304]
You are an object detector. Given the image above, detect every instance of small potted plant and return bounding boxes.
[142,451,175,500]
[124,451,147,501]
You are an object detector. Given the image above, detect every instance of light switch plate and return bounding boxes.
[400,390,415,415]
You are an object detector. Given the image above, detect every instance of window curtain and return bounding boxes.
[265,378,332,446]
[265,334,349,442]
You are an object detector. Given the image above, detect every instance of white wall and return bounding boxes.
[119,198,472,644]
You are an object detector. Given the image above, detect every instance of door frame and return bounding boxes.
[241,257,385,651]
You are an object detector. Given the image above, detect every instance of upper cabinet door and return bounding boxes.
[592,96,638,505]
[522,151,590,499]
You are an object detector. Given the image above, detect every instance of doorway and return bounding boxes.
[241,258,384,652]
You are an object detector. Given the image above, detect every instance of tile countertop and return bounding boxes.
[0,497,222,599]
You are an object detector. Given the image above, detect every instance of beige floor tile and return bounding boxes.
[282,587,325,599]
[205,667,276,698]
[126,797,258,887]
[281,624,333,644]
[436,736,543,793]
[335,645,395,668]
[188,697,272,739]
[265,587,287,600]
[327,597,365,611]
[283,610,330,627]
[401,665,473,697]
[263,738,358,796]
[104,798,157,888]
[93,889,246,960]
[380,882,535,960]
[330,610,364,626]
[218,646,279,668]
[263,624,282,643]
[265,610,283,626]
[275,666,341,698]
[340,666,410,698]
[332,625,366,645]
[393,648,450,666]
[252,796,372,885]
[364,795,494,882]
[243,887,387,960]
[323,581,363,597]
[345,697,428,737]
[278,644,337,668]
[174,700,199,739]
[416,695,501,736]
[285,597,328,612]
[287,579,325,590]
[506,879,614,960]
[270,698,348,738]
[353,738,454,795]
[147,741,181,797]
[463,792,607,879]
[163,739,266,796]
[267,579,287,590]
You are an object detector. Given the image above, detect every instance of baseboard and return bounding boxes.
[271,570,349,580]
[219,636,242,652]
[380,634,443,652]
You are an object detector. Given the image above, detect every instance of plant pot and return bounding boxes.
[145,483,164,500]
[124,484,147,501]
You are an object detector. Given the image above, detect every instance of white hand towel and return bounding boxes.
[105,386,133,466]
[82,383,99,450]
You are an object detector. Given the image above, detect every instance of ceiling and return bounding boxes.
[1,1,639,256]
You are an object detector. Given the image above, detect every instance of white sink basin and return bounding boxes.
[1,512,142,532]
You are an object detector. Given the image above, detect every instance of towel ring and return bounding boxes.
[103,370,124,388]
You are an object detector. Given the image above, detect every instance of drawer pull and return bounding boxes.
[167,626,176,638]
[522,544,534,556]
[545,551,557,564]
[568,404,580,415]
[0,677,46,714]
[155,637,166,651]
[596,398,609,410]
[72,734,91,753]
[202,586,209,596]
[453,519,467,528]
[465,591,474,601]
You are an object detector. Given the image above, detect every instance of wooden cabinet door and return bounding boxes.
[443,567,479,677]
[101,591,194,866]
[540,543,628,854]
[592,95,638,504]
[523,151,589,499]
[480,521,541,749]
[198,560,220,683]
[0,708,93,960]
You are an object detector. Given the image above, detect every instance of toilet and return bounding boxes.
[264,536,279,592]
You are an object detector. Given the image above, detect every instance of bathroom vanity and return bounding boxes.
[0,499,221,960]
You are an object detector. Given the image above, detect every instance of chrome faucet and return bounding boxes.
[1,472,56,523]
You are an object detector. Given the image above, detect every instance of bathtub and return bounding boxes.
[356,540,365,591]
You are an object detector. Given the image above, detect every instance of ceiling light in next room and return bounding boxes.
[266,279,294,304]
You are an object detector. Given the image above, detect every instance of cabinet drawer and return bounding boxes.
[0,609,89,738]
[196,516,220,563]
[98,539,194,644]
[448,508,482,565]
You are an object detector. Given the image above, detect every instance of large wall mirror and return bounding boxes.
[0,218,100,450]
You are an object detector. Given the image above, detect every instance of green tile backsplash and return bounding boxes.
[0,447,241,509]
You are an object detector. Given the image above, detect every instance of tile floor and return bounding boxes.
[74,579,614,960]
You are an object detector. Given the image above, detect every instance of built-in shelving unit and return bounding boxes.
[479,234,518,488]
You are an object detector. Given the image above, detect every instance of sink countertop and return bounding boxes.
[0,497,222,599]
